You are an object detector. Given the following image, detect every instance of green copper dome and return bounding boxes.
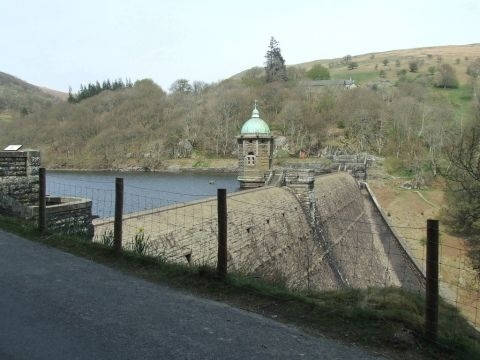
[241,104,270,135]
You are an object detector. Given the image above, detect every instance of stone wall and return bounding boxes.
[0,149,40,177]
[27,197,94,237]
[0,149,93,237]
[285,154,370,180]
[93,186,339,290]
[0,150,40,216]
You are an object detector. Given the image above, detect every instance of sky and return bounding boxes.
[1,0,479,92]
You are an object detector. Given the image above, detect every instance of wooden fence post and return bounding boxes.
[38,167,47,233]
[217,188,227,278]
[425,219,439,342]
[114,177,124,254]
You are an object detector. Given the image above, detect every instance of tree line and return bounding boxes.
[68,78,133,103]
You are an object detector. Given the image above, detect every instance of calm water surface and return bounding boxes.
[46,170,239,218]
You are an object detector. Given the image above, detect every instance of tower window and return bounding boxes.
[245,152,255,166]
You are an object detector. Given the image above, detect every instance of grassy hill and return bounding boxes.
[0,71,65,123]
[294,43,480,84]
[235,43,480,90]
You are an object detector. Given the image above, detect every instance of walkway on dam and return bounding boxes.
[0,229,385,360]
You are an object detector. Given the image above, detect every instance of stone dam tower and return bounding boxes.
[237,103,273,188]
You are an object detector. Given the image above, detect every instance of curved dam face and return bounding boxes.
[313,173,424,291]
[94,185,336,290]
[93,173,424,292]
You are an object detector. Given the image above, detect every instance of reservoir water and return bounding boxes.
[46,170,239,218]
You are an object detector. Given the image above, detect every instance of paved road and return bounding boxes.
[0,230,385,359]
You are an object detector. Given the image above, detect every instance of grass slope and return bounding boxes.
[233,43,480,87]
[0,214,479,359]
[294,43,480,86]
[0,71,65,119]
[368,167,480,332]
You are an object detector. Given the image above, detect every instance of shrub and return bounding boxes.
[434,64,459,88]
[395,59,401,67]
[379,70,386,78]
[467,58,480,79]
[274,149,290,166]
[409,61,419,73]
[385,157,408,176]
[306,64,330,80]
[347,61,358,70]
[193,159,210,168]
[383,59,389,66]
[428,66,436,75]
[397,69,407,76]
[342,54,352,63]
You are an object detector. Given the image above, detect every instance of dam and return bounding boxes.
[3,104,479,329]
[93,172,425,293]
[92,105,424,293]
[0,106,426,294]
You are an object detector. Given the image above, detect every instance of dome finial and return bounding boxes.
[252,100,260,118]
[241,101,270,134]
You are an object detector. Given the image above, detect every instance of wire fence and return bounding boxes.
[43,175,480,342]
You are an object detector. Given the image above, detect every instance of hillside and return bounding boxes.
[0,71,65,123]
[0,43,478,172]
[295,43,480,85]
[234,43,480,86]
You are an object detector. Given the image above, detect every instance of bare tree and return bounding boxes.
[170,79,193,93]
[434,64,459,88]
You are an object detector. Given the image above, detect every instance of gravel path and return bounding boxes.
[0,230,385,359]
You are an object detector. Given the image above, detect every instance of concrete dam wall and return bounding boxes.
[93,173,424,292]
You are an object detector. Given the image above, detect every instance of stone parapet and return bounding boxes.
[28,197,94,237]
[0,176,39,206]
[284,169,315,185]
[0,150,40,177]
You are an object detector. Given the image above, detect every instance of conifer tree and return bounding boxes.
[264,37,287,82]
[67,86,75,103]
[69,78,130,103]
